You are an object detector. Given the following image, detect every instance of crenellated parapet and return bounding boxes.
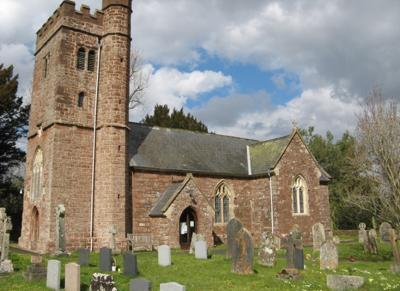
[36,1,104,53]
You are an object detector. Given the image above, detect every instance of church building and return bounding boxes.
[19,0,332,253]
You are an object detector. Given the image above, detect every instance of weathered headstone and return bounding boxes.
[23,255,46,281]
[320,239,338,270]
[130,278,152,291]
[90,273,116,291]
[194,240,207,259]
[358,222,366,243]
[158,245,171,267]
[160,282,186,291]
[258,231,276,267]
[231,227,254,274]
[123,253,138,277]
[46,259,61,290]
[293,238,304,270]
[282,234,295,269]
[79,248,90,266]
[312,222,326,250]
[0,210,13,273]
[65,263,80,291]
[389,228,400,273]
[226,218,243,258]
[368,229,378,255]
[379,222,392,242]
[99,247,112,272]
[327,274,364,290]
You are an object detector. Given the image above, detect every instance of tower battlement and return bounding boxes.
[36,1,104,52]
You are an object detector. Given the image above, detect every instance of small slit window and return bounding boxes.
[78,92,85,108]
[43,53,50,78]
[88,50,96,72]
[77,48,86,70]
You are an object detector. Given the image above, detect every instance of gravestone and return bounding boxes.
[320,239,338,270]
[99,247,112,272]
[0,210,13,273]
[290,224,302,239]
[282,234,295,269]
[368,229,378,255]
[258,231,276,267]
[55,204,66,255]
[23,255,46,280]
[160,282,186,291]
[46,259,61,290]
[123,253,138,277]
[231,227,254,274]
[90,273,116,291]
[226,218,243,258]
[327,274,364,290]
[389,228,400,273]
[189,233,198,254]
[194,240,207,259]
[358,222,366,243]
[312,222,326,250]
[130,278,152,291]
[293,238,304,270]
[379,222,392,242]
[65,263,80,291]
[158,245,171,267]
[79,248,90,266]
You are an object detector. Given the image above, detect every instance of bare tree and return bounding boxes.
[347,89,400,228]
[129,49,149,109]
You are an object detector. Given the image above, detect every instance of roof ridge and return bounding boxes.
[249,134,292,146]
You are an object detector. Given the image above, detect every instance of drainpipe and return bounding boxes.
[90,38,102,252]
[267,169,274,234]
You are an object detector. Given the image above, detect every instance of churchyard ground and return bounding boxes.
[1,235,399,290]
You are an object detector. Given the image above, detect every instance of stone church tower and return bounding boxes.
[19,0,132,252]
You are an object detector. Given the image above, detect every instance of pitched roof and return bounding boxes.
[149,181,184,217]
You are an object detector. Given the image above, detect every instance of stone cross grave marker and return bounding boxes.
[160,282,186,291]
[0,211,13,273]
[99,247,112,272]
[282,234,295,269]
[46,259,61,290]
[55,204,66,253]
[358,222,367,243]
[109,225,117,252]
[226,218,243,258]
[294,237,304,270]
[231,227,254,274]
[65,262,80,291]
[78,248,90,266]
[123,252,138,277]
[158,245,171,267]
[320,239,338,270]
[258,231,276,267]
[312,222,326,251]
[195,240,207,259]
[130,278,152,291]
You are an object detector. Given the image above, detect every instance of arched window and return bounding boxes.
[214,182,234,223]
[78,92,85,107]
[292,176,308,215]
[31,149,43,200]
[87,50,96,72]
[77,48,86,70]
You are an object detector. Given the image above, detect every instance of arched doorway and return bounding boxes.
[179,207,197,249]
[31,207,39,250]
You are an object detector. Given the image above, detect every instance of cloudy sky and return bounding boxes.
[1,0,399,140]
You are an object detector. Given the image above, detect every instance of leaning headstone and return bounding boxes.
[312,222,326,251]
[23,256,46,281]
[258,231,276,267]
[195,240,207,259]
[358,222,366,243]
[46,259,61,290]
[320,239,338,270]
[99,247,112,272]
[160,282,186,291]
[379,222,392,242]
[158,245,171,267]
[130,278,152,291]
[282,234,295,269]
[231,227,254,274]
[65,263,80,291]
[90,273,116,291]
[79,248,90,266]
[327,274,364,290]
[123,252,138,277]
[226,218,243,258]
[293,237,304,270]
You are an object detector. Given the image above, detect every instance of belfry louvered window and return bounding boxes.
[88,50,96,72]
[77,48,86,70]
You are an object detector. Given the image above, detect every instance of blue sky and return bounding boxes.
[1,0,400,140]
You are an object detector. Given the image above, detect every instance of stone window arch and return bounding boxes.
[292,175,309,215]
[214,181,234,224]
[77,47,86,70]
[31,148,43,200]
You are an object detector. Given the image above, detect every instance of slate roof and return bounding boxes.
[149,181,184,217]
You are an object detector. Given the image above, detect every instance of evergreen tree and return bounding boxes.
[0,64,30,240]
[143,104,208,133]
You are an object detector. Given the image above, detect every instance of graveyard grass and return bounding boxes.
[1,237,400,290]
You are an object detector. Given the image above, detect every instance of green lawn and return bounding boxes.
[1,241,400,290]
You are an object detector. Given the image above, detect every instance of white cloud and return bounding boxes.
[130,65,232,121]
